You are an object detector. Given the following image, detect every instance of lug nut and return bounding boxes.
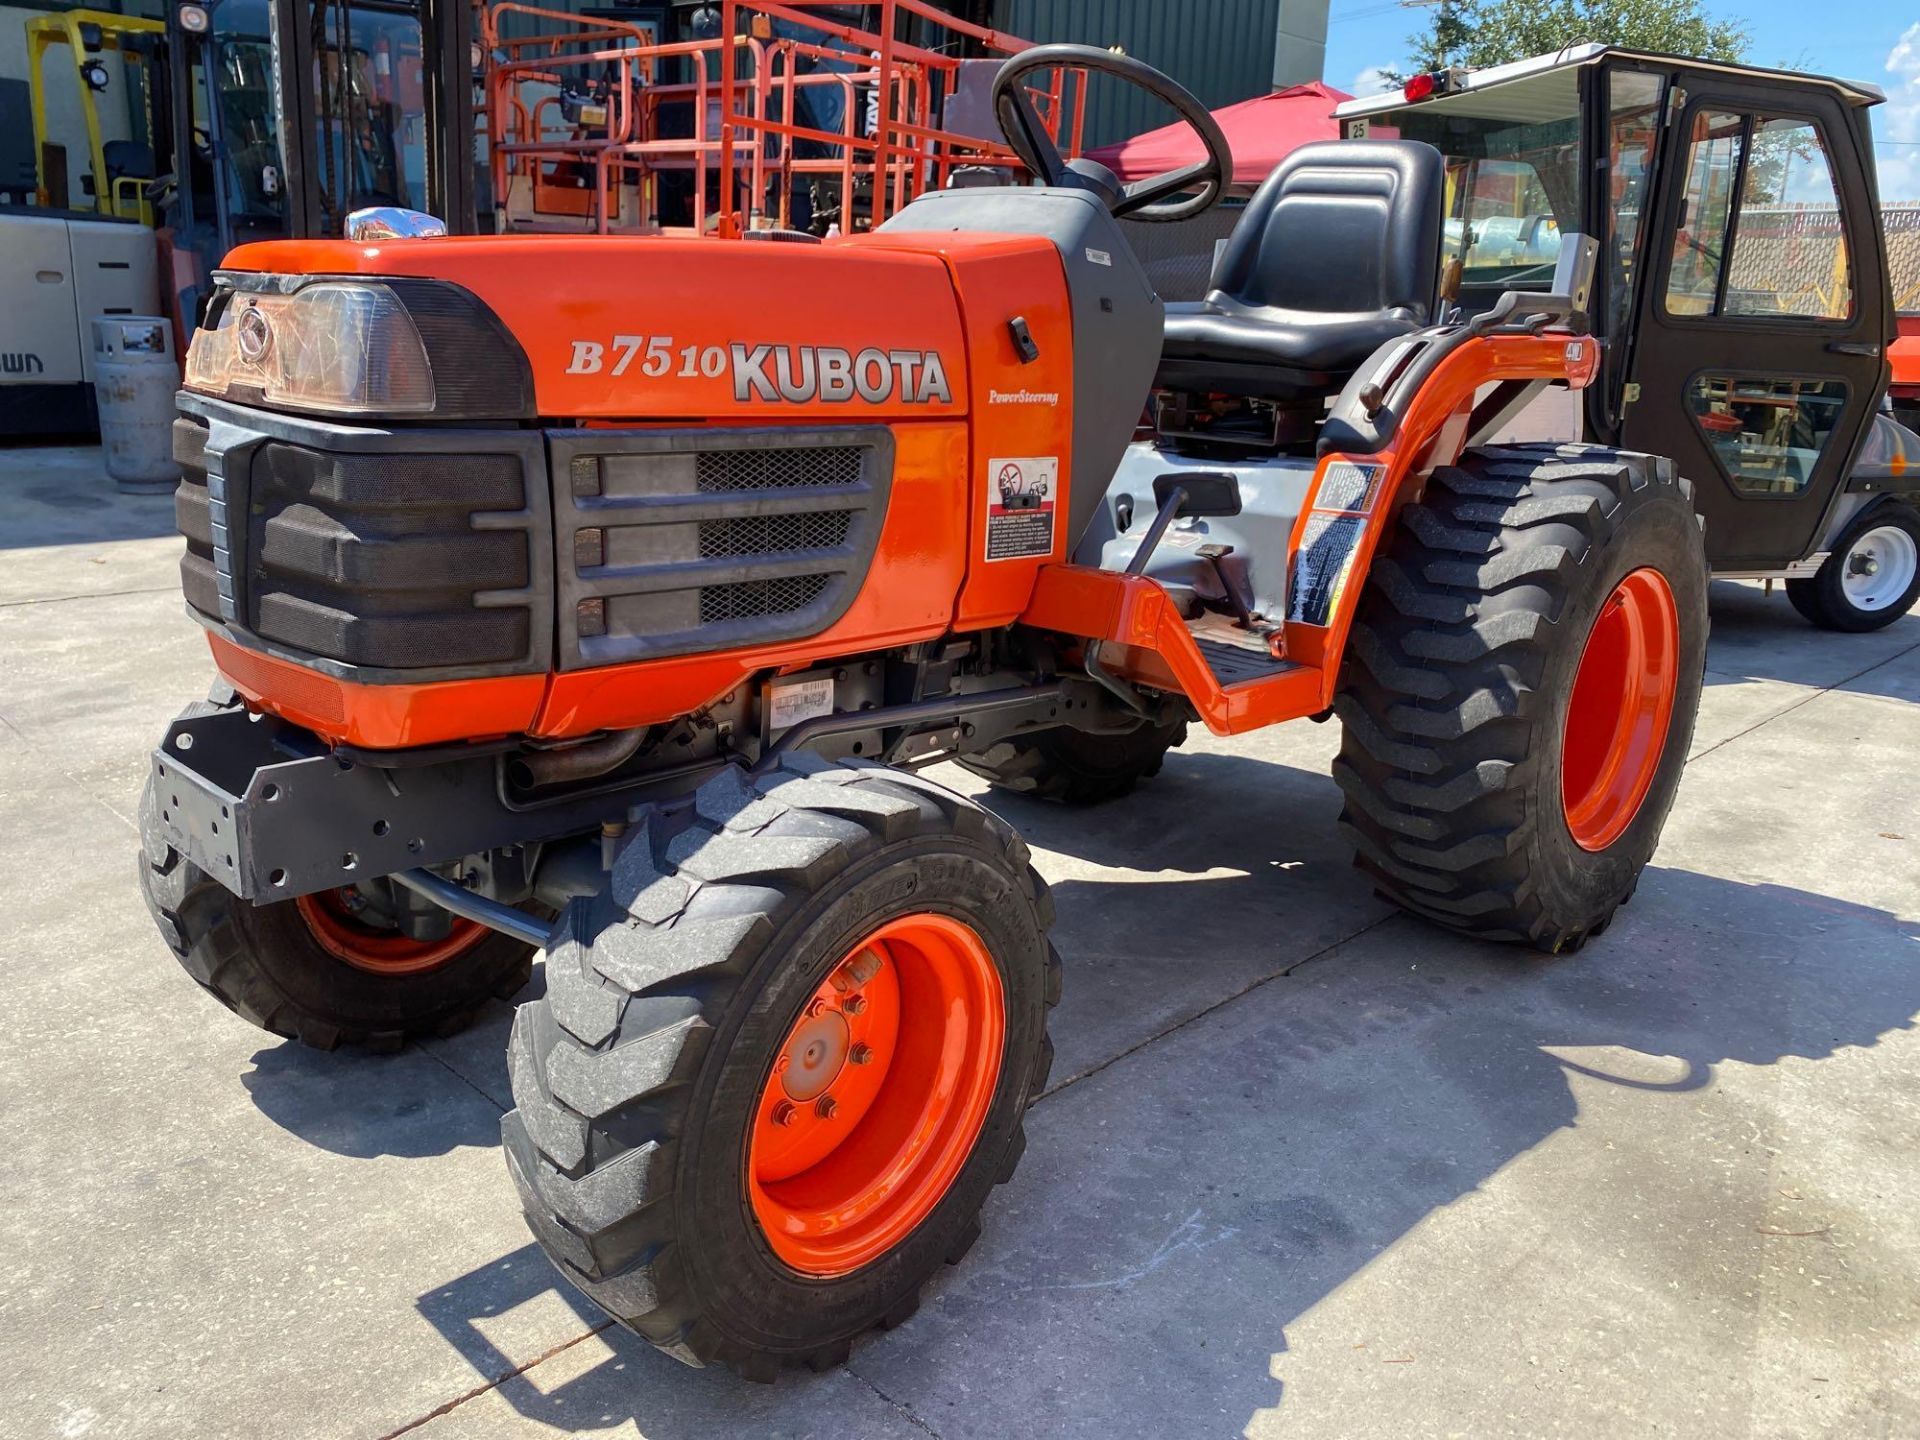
[805,996,827,1018]
[831,949,884,994]
[842,994,867,1016]
[815,1095,839,1119]
[772,1100,797,1127]
[849,1043,875,1066]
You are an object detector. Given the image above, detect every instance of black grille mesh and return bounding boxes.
[562,431,887,667]
[695,446,863,493]
[698,574,831,624]
[698,510,853,559]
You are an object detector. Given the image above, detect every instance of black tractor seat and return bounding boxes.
[1157,140,1445,402]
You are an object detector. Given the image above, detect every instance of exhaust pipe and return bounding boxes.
[512,727,648,788]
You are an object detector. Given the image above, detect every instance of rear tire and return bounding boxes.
[1786,504,1920,632]
[957,719,1187,804]
[137,703,536,1051]
[501,757,1058,1379]
[1334,443,1708,952]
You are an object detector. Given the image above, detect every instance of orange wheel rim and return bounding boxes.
[294,889,488,976]
[748,913,1005,1278]
[1561,567,1680,852]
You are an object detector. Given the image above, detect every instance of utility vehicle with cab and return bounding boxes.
[1337,46,1920,629]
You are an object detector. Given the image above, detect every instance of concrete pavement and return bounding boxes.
[1,445,1916,1438]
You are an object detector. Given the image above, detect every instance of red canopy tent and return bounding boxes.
[1086,81,1353,189]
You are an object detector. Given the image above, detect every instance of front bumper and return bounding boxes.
[150,704,628,902]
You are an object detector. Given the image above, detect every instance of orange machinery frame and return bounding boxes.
[483,0,1083,236]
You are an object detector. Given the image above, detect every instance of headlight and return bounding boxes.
[186,281,436,416]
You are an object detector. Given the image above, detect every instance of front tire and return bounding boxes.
[138,759,535,1052]
[1786,504,1920,632]
[1334,443,1708,952]
[501,758,1058,1379]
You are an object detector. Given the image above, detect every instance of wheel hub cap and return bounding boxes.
[778,1010,851,1102]
[1561,567,1681,853]
[748,914,1004,1277]
[1841,525,1918,612]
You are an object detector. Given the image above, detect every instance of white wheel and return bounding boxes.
[1788,506,1920,632]
[1840,523,1919,614]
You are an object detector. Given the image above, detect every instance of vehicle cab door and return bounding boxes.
[1618,76,1891,570]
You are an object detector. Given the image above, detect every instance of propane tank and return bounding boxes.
[92,317,180,494]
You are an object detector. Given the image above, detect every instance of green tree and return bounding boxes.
[1394,0,1748,79]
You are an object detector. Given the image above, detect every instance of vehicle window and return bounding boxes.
[1664,111,1852,321]
[1604,72,1663,339]
[1455,158,1568,284]
[1665,110,1742,315]
[1726,118,1851,319]
[313,5,429,226]
[1686,375,1848,496]
[214,40,286,223]
[1392,71,1581,296]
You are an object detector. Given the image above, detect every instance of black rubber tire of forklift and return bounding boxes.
[1785,504,1920,632]
[1333,443,1709,953]
[501,757,1059,1380]
[955,718,1188,804]
[136,703,537,1052]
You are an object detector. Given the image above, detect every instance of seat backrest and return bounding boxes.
[103,139,154,181]
[1212,140,1444,321]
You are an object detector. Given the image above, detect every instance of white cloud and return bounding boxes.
[1879,23,1920,203]
[1351,66,1399,96]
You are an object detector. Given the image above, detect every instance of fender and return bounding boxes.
[1018,327,1601,732]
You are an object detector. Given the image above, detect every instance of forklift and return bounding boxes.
[2,0,477,436]
[25,9,171,223]
[2,10,173,435]
[155,0,477,337]
[1336,47,1920,629]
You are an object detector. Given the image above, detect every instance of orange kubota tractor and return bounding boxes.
[140,43,1708,1377]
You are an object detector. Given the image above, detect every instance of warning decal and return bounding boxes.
[986,456,1058,562]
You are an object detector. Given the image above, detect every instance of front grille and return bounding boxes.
[698,511,854,559]
[171,403,553,679]
[696,446,862,492]
[244,444,532,669]
[554,428,894,668]
[698,574,832,624]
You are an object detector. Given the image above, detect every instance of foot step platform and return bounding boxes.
[1192,632,1298,686]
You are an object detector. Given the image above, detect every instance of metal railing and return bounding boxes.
[480,0,1087,237]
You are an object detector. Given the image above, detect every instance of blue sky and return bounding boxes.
[1323,1,1920,199]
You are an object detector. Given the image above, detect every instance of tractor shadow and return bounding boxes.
[402,749,1920,1436]
[238,1042,508,1158]
[237,967,540,1159]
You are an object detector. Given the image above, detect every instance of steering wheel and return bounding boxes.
[991,44,1230,223]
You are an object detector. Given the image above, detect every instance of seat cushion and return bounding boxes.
[1161,299,1421,376]
[1154,140,1444,403]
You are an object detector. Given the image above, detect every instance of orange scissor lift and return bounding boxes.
[482,0,1085,237]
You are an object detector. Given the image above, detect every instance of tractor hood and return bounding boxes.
[204,236,973,422]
